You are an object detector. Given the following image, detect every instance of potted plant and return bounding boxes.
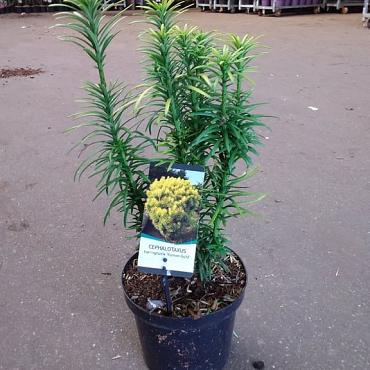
[33,0,42,12]
[54,0,267,368]
[46,0,55,11]
[22,0,32,12]
[39,0,47,11]
[15,0,23,12]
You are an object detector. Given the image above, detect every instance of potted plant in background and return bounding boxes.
[54,0,267,368]
[14,0,23,13]
[0,0,5,14]
[33,0,41,12]
[23,0,32,12]
[46,0,55,12]
[39,0,47,11]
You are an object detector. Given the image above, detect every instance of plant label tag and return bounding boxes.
[138,163,205,278]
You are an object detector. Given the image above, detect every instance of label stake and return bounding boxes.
[162,266,173,315]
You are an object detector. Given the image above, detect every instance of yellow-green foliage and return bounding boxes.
[146,177,200,241]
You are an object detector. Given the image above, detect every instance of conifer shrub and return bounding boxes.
[145,177,201,242]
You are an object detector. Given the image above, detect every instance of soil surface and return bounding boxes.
[124,253,246,317]
[1,10,369,370]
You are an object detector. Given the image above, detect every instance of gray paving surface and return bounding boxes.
[0,10,369,370]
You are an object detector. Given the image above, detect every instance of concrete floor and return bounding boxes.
[0,9,369,370]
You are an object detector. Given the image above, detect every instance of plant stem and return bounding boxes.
[212,68,230,243]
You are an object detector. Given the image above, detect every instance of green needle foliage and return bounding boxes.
[54,0,150,234]
[55,0,268,282]
[138,0,267,280]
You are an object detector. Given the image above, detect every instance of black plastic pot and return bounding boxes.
[122,252,246,370]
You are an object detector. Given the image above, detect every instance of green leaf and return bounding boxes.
[164,98,171,117]
[188,85,211,99]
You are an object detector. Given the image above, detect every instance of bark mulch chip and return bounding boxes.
[0,67,43,79]
[123,252,247,318]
